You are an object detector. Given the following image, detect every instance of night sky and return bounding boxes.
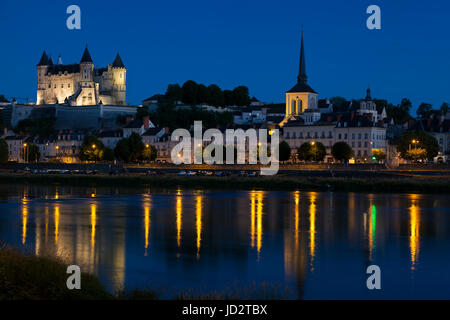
[0,0,449,112]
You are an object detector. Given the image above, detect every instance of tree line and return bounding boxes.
[164,81,251,107]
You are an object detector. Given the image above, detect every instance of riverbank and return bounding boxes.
[0,173,449,193]
[0,247,286,300]
[0,246,112,300]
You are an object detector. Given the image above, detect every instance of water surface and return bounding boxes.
[0,184,449,299]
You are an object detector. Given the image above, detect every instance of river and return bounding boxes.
[0,184,449,299]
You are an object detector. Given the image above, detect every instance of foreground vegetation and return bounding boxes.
[0,247,288,300]
[0,173,450,193]
[0,246,112,300]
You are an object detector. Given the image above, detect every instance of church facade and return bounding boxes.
[280,32,388,162]
[36,46,126,106]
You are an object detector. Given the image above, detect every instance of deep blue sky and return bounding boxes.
[0,0,449,112]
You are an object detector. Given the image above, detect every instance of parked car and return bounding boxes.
[238,171,249,177]
[177,171,187,176]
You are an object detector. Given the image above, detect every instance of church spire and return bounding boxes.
[366,87,372,100]
[297,31,307,84]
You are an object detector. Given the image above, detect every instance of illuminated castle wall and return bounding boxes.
[36,46,126,106]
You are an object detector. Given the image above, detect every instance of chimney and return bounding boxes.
[351,112,355,121]
[143,116,150,129]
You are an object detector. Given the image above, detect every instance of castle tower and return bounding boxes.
[111,53,126,105]
[285,32,318,119]
[78,46,96,105]
[36,51,49,104]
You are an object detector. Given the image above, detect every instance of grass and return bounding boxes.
[0,245,112,300]
[0,246,291,300]
[0,173,449,193]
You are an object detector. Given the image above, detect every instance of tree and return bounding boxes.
[416,102,433,118]
[181,80,198,105]
[166,84,183,102]
[197,84,210,104]
[332,142,354,162]
[113,133,146,163]
[330,96,347,112]
[0,139,8,164]
[297,142,312,161]
[142,144,157,161]
[296,142,326,162]
[310,142,326,162]
[103,147,115,161]
[386,98,413,124]
[232,86,250,106]
[26,144,40,162]
[405,148,427,161]
[15,117,55,139]
[114,138,131,162]
[372,149,386,163]
[127,132,145,162]
[207,84,224,106]
[440,102,449,115]
[223,90,234,106]
[136,106,150,120]
[277,141,291,162]
[396,131,439,160]
[79,136,105,162]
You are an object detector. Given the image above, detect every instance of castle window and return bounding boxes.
[61,84,64,88]
[68,84,70,88]
[48,84,51,88]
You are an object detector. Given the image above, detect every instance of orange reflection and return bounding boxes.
[176,192,182,247]
[196,194,203,258]
[256,191,263,256]
[249,191,264,258]
[90,203,97,247]
[143,195,151,255]
[54,205,60,244]
[309,192,317,270]
[409,194,420,270]
[21,197,28,245]
[294,191,300,246]
[250,191,256,248]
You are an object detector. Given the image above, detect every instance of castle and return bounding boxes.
[36,46,126,106]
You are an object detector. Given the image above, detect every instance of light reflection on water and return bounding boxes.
[2,184,450,299]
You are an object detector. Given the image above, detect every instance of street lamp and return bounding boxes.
[23,143,27,163]
[55,145,59,162]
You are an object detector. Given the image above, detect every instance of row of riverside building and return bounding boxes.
[1,35,449,164]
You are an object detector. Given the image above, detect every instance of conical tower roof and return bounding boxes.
[80,45,93,63]
[112,53,125,68]
[38,51,49,66]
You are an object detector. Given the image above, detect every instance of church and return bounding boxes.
[280,32,388,162]
[36,46,126,106]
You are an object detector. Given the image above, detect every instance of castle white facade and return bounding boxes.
[36,46,126,106]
